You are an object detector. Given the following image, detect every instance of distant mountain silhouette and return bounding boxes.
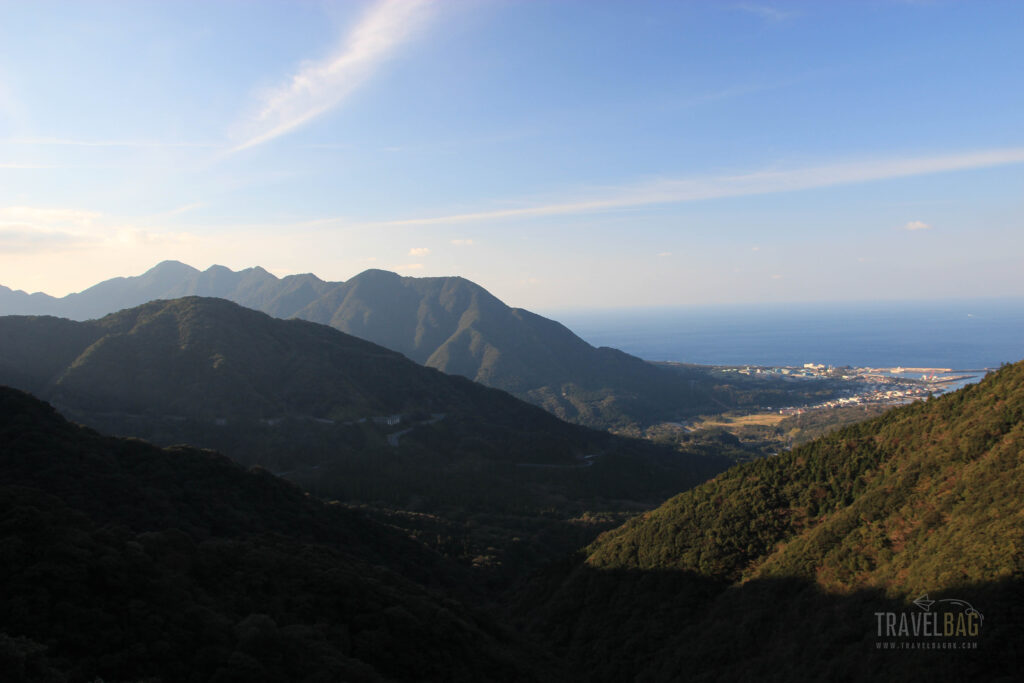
[0,262,716,428]
[0,260,331,320]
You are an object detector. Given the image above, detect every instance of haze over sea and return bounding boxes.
[547,299,1024,370]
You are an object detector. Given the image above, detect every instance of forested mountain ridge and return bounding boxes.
[0,298,730,583]
[583,361,1024,589]
[0,261,724,428]
[519,361,1024,681]
[289,268,710,427]
[0,296,716,472]
[0,385,557,682]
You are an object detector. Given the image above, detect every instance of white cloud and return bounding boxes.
[0,227,97,253]
[342,146,1024,229]
[0,162,57,169]
[904,220,931,231]
[153,202,207,218]
[408,246,430,255]
[0,206,201,250]
[0,206,102,228]
[230,0,433,152]
[770,274,783,279]
[657,251,672,257]
[2,137,219,148]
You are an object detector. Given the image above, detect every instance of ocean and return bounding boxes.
[543,298,1024,370]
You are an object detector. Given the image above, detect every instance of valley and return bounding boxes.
[0,285,1019,681]
[0,296,731,588]
[3,353,1021,681]
[4,4,1021,680]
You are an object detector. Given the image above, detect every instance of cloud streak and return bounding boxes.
[0,162,57,169]
[2,137,219,148]
[340,146,1024,228]
[0,206,102,227]
[0,227,97,254]
[0,206,202,252]
[231,0,433,153]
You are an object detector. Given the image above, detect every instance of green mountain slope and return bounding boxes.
[292,268,715,427]
[520,362,1024,681]
[0,262,748,429]
[0,386,554,682]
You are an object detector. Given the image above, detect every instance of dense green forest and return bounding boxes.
[2,296,1021,681]
[0,386,558,682]
[518,361,1024,681]
[4,356,1023,680]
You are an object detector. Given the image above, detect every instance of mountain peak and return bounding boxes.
[146,260,200,277]
[245,265,272,276]
[350,268,403,282]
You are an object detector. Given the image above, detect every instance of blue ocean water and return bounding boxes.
[543,299,1024,370]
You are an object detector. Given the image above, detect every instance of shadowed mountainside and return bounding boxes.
[0,298,730,583]
[518,361,1024,681]
[0,385,557,682]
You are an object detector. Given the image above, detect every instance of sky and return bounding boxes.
[1,0,1023,309]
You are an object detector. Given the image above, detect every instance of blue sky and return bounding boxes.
[1,0,1022,308]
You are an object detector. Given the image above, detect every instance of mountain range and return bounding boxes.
[0,296,729,582]
[6,262,1021,681]
[0,261,738,428]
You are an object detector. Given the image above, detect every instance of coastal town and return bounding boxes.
[715,362,985,414]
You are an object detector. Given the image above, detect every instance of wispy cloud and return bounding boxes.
[408,246,430,255]
[0,206,200,251]
[0,162,57,169]
[451,238,474,245]
[1,137,220,148]
[230,0,433,153]
[158,202,207,218]
[339,146,1024,228]
[903,220,931,231]
[657,251,672,257]
[0,227,97,254]
[0,206,102,227]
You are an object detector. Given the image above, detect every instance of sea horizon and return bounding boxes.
[541,297,1024,370]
